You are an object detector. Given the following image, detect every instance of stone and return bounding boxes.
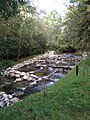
[42,76,49,80]
[3,93,8,98]
[0,95,3,99]
[49,51,55,55]
[36,64,42,67]
[30,74,38,79]
[15,71,21,74]
[40,67,44,70]
[38,77,42,82]
[29,71,35,74]
[22,75,28,80]
[10,73,15,77]
[5,98,9,103]
[12,91,24,97]
[14,78,22,83]
[6,67,11,71]
[20,87,26,91]
[48,67,53,71]
[9,69,16,73]
[15,74,20,78]
[56,61,60,64]
[0,92,5,95]
[20,72,26,77]
[27,77,33,81]
[10,97,19,103]
[8,95,13,99]
[0,101,6,108]
[30,81,37,86]
[35,78,42,83]
[26,73,29,76]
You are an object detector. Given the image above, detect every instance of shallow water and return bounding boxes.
[0,53,82,99]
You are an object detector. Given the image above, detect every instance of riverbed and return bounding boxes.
[0,52,82,108]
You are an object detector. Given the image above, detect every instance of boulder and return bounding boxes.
[30,74,39,79]
[8,95,13,99]
[15,74,20,78]
[26,73,29,76]
[12,91,24,97]
[20,72,26,77]
[29,71,35,74]
[10,73,15,77]
[22,75,28,80]
[0,92,20,109]
[3,93,8,99]
[30,81,37,86]
[0,92,5,95]
[15,71,21,74]
[14,78,22,83]
[27,77,33,81]
[42,76,49,80]
[38,77,42,82]
[0,101,6,108]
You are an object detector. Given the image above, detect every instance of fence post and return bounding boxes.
[76,65,78,76]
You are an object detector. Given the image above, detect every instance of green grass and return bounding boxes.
[0,54,37,74]
[0,57,90,120]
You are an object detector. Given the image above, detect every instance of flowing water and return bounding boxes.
[0,53,82,99]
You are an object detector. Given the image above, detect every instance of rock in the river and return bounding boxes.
[8,95,13,99]
[22,75,29,80]
[37,77,42,82]
[29,71,35,74]
[30,81,37,86]
[30,74,39,79]
[26,73,29,76]
[0,101,6,108]
[0,92,5,96]
[12,91,24,97]
[42,76,49,81]
[15,74,20,78]
[0,92,20,109]
[10,73,15,77]
[27,77,33,81]
[3,93,8,98]
[14,78,22,83]
[20,72,26,77]
[40,67,44,70]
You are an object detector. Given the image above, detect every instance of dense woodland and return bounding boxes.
[0,0,90,61]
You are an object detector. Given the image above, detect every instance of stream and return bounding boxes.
[0,52,82,108]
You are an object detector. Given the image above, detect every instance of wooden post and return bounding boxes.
[76,65,78,76]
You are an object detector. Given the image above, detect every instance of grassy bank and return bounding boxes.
[0,57,90,120]
[0,60,16,75]
[0,54,37,75]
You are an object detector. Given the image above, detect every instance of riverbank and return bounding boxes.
[0,56,90,120]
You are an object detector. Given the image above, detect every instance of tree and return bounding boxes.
[62,0,90,52]
[44,10,62,50]
[0,0,25,19]
[0,2,47,60]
